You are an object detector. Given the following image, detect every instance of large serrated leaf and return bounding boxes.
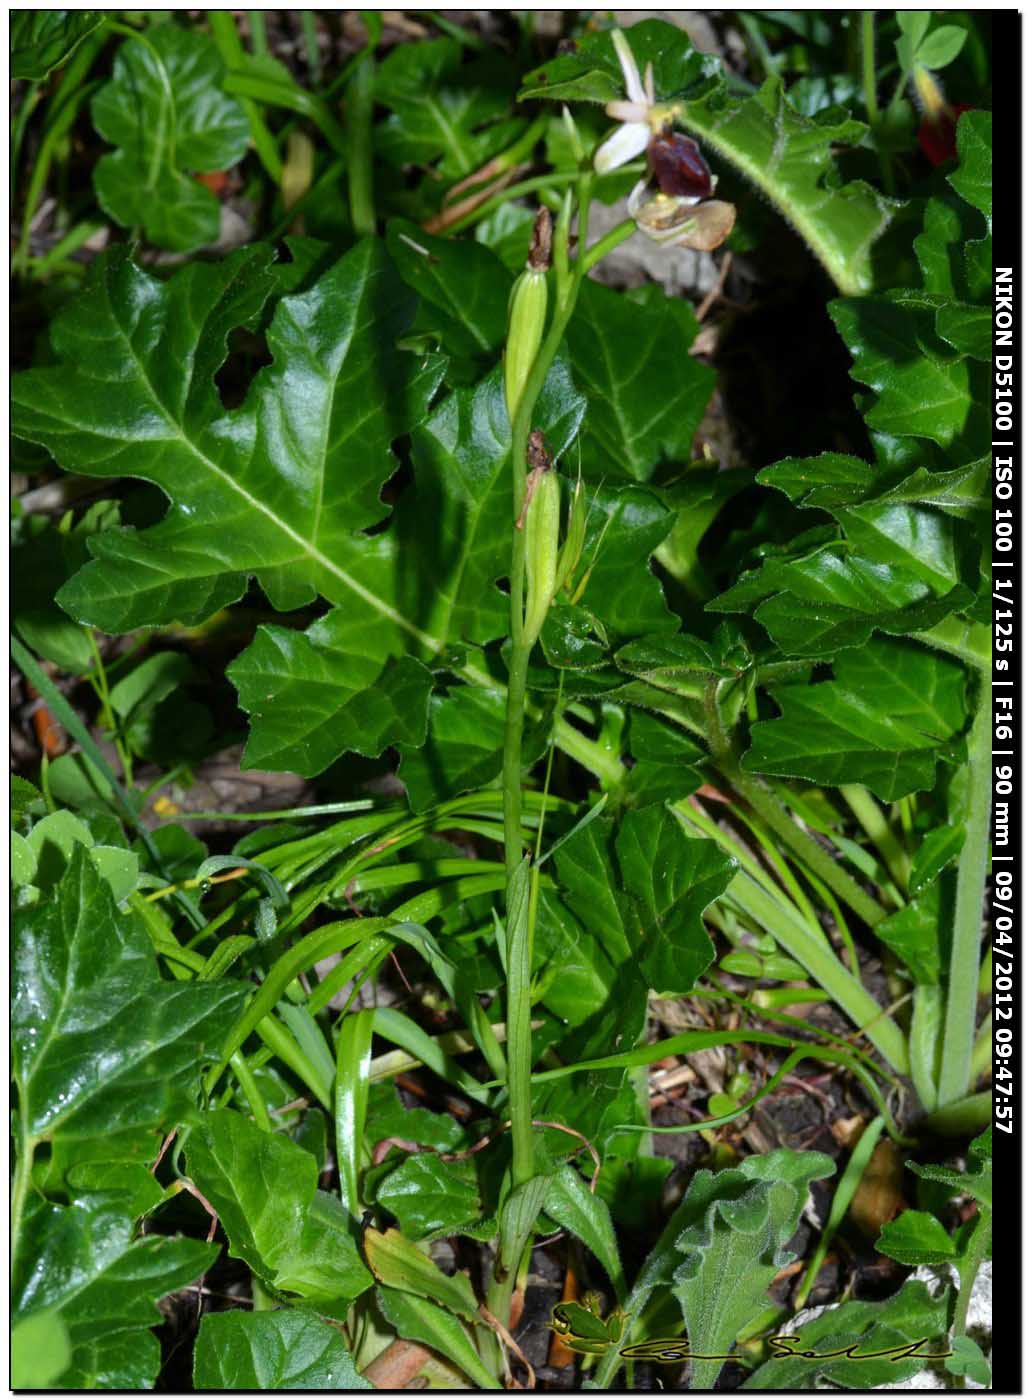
[564,280,715,481]
[743,638,968,800]
[13,846,245,1166]
[12,1198,217,1389]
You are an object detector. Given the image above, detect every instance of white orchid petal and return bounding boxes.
[606,99,649,122]
[594,121,650,174]
[611,29,646,105]
[626,178,651,216]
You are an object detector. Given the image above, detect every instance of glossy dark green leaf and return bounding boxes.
[948,111,992,224]
[830,292,983,450]
[91,25,250,251]
[13,847,244,1167]
[374,39,521,179]
[13,243,453,776]
[387,219,511,360]
[936,301,991,359]
[754,579,974,658]
[616,806,734,993]
[186,1109,372,1306]
[193,1308,370,1390]
[11,11,104,79]
[519,19,716,104]
[365,1082,465,1152]
[565,281,715,482]
[540,604,609,670]
[374,1153,480,1240]
[16,241,437,628]
[742,1280,949,1389]
[743,638,968,800]
[553,808,732,996]
[909,823,965,896]
[228,625,434,777]
[545,1165,625,1299]
[12,1199,217,1389]
[12,503,119,673]
[568,479,676,639]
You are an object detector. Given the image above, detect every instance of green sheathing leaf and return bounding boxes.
[521,20,894,295]
[564,281,715,481]
[742,1279,950,1389]
[12,847,245,1171]
[91,25,250,251]
[11,1198,217,1388]
[376,1287,501,1390]
[187,1109,372,1307]
[672,1150,835,1388]
[11,11,104,79]
[743,638,968,800]
[193,1309,371,1389]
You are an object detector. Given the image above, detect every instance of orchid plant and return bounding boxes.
[11,11,993,1393]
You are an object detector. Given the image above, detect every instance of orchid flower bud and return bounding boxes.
[504,209,552,423]
[523,467,561,644]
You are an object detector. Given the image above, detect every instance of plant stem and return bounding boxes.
[951,1212,991,1340]
[937,674,992,1105]
[208,12,283,183]
[841,784,910,893]
[345,53,376,236]
[10,1128,36,1275]
[860,12,895,195]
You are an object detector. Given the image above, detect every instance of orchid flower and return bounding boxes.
[594,28,734,252]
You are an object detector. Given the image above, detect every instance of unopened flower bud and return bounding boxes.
[504,209,552,423]
[523,467,561,643]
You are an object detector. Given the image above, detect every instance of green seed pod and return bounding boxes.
[504,267,547,423]
[523,469,561,643]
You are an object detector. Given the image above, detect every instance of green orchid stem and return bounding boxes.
[937,674,992,1105]
[10,1129,36,1280]
[841,784,910,893]
[860,11,895,195]
[207,12,283,183]
[345,52,376,235]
